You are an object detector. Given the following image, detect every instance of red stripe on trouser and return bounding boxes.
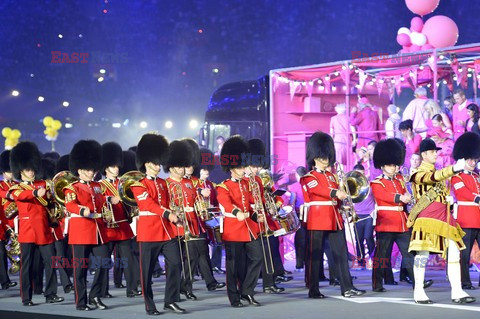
[139,242,148,311]
[72,247,79,305]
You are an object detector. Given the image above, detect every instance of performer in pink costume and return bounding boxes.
[402,87,429,139]
[427,114,454,168]
[330,103,355,166]
[350,98,380,148]
[399,120,422,170]
[452,89,471,140]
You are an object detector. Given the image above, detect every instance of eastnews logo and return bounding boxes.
[52,256,128,269]
[51,51,129,64]
[201,153,278,167]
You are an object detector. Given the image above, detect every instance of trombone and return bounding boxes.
[334,162,370,260]
[248,174,275,275]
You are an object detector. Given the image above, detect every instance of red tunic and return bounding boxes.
[100,178,134,241]
[196,179,219,207]
[452,171,480,229]
[64,181,109,245]
[371,175,408,233]
[216,178,259,242]
[300,170,344,231]
[10,181,54,245]
[166,177,201,237]
[130,176,177,242]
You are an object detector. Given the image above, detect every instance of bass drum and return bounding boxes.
[274,206,301,237]
[204,216,222,245]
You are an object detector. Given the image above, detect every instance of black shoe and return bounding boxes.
[212,267,226,274]
[415,299,433,304]
[385,281,398,286]
[208,282,226,291]
[163,302,186,313]
[103,293,113,298]
[22,300,35,306]
[76,305,92,311]
[275,275,293,283]
[283,270,293,275]
[127,290,142,297]
[231,301,244,308]
[343,288,366,298]
[147,309,161,315]
[89,297,108,310]
[64,284,73,294]
[423,280,434,289]
[401,277,414,284]
[462,284,477,290]
[329,278,341,286]
[263,285,285,294]
[46,294,64,303]
[373,287,386,292]
[241,294,261,306]
[115,283,126,289]
[153,269,166,278]
[181,291,197,300]
[308,291,325,299]
[452,296,476,304]
[2,281,17,289]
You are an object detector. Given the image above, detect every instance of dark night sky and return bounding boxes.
[0,0,479,154]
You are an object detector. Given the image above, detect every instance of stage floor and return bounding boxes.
[1,265,480,319]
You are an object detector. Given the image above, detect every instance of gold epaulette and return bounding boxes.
[131,181,146,188]
[9,184,22,197]
[63,182,77,193]
[216,182,229,191]
[371,178,385,188]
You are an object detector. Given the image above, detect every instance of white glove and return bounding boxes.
[453,158,466,172]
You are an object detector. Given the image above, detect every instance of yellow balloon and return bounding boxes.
[2,127,12,138]
[52,120,62,130]
[11,129,21,139]
[43,116,54,127]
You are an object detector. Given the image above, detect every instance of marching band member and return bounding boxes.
[300,131,365,299]
[63,140,112,311]
[130,134,185,315]
[9,142,64,306]
[450,132,480,290]
[0,150,17,290]
[408,138,475,304]
[99,142,140,298]
[370,139,416,292]
[216,135,264,307]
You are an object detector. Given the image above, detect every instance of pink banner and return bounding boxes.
[409,68,418,89]
[272,75,279,93]
[323,75,331,94]
[394,75,402,95]
[306,81,313,98]
[289,81,300,101]
[340,68,350,87]
[376,77,384,96]
[358,70,368,91]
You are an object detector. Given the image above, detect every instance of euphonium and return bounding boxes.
[50,171,78,222]
[258,170,280,219]
[118,170,145,217]
[6,227,20,274]
[4,201,18,219]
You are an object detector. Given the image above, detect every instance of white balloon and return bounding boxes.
[397,27,411,35]
[410,32,427,46]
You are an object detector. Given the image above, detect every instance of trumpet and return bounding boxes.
[194,189,212,222]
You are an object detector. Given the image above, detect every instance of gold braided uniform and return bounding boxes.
[408,161,465,255]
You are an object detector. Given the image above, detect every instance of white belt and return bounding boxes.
[21,217,29,220]
[457,201,479,207]
[184,207,194,213]
[116,219,128,223]
[376,206,404,212]
[139,211,157,216]
[224,212,249,218]
[306,201,336,206]
[70,213,102,218]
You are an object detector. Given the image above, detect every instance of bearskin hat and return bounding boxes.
[393,138,406,166]
[101,142,123,172]
[128,146,137,153]
[135,133,169,173]
[220,135,249,172]
[248,138,269,168]
[40,158,56,180]
[69,140,102,176]
[0,150,11,174]
[453,132,480,161]
[182,138,200,168]
[10,141,42,180]
[55,154,70,174]
[373,139,404,169]
[199,148,215,172]
[43,151,60,161]
[306,131,335,168]
[120,150,137,175]
[163,140,192,172]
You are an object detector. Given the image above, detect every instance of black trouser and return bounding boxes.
[0,240,12,285]
[306,229,353,294]
[113,244,123,286]
[294,225,306,269]
[372,231,414,289]
[261,235,285,287]
[54,238,72,290]
[32,245,44,293]
[461,228,480,287]
[305,235,336,285]
[72,243,109,308]
[181,238,217,292]
[102,239,139,296]
[211,244,223,269]
[224,238,263,305]
[355,217,375,266]
[139,239,181,312]
[19,242,57,302]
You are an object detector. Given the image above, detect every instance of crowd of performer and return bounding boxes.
[1,119,480,314]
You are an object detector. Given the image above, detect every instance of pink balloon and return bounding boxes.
[422,15,459,48]
[397,33,411,46]
[421,44,434,50]
[410,44,421,52]
[405,0,440,16]
[410,17,424,32]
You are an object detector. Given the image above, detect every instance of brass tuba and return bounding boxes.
[5,227,20,274]
[259,170,280,219]
[50,171,78,221]
[4,201,18,219]
[118,170,145,217]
